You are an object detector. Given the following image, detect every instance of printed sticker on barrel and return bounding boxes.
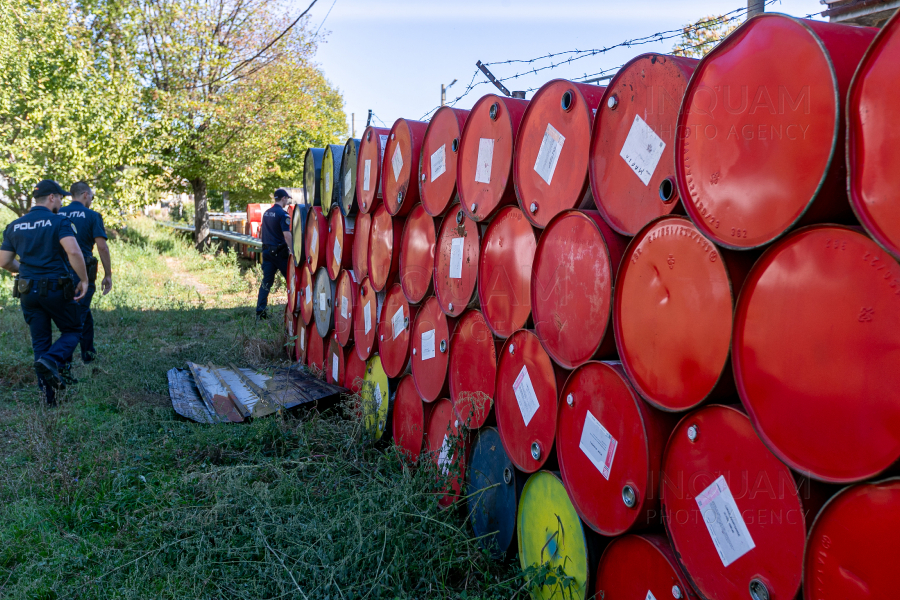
[431,144,446,182]
[363,160,371,192]
[392,306,405,340]
[449,237,465,279]
[344,168,352,198]
[305,284,312,304]
[475,138,494,184]
[392,144,404,182]
[319,292,327,312]
[620,114,666,186]
[534,123,565,185]
[579,410,618,480]
[513,365,540,426]
[645,592,657,600]
[300,327,305,350]
[364,301,372,334]
[375,382,384,411]
[438,433,451,474]
[341,295,348,319]
[334,237,341,266]
[422,329,436,360]
[379,135,388,156]
[695,475,756,567]
[326,171,331,193]
[332,352,339,382]
[311,225,318,249]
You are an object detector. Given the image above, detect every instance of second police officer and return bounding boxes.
[255,188,293,320]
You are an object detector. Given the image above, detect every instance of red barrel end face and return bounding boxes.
[434,207,480,317]
[377,284,414,378]
[305,207,327,273]
[383,119,429,217]
[514,79,605,228]
[449,309,496,430]
[596,534,698,600]
[326,210,354,280]
[411,297,453,403]
[425,397,466,507]
[353,276,382,362]
[478,206,537,339]
[345,345,366,395]
[457,94,529,222]
[676,15,877,249]
[399,203,436,304]
[326,337,345,386]
[334,269,358,347]
[848,13,900,260]
[733,226,900,483]
[663,405,806,600]
[352,212,372,280]
[495,330,559,473]
[296,322,309,365]
[392,375,427,463]
[590,53,698,236]
[367,204,400,292]
[286,261,298,316]
[804,479,900,600]
[298,264,314,326]
[420,106,469,216]
[307,326,325,371]
[357,126,390,214]
[615,216,734,412]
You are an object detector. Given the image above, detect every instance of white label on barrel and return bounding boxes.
[438,433,451,474]
[333,237,341,266]
[341,295,348,319]
[332,352,339,382]
[343,168,352,196]
[421,329,436,360]
[364,301,372,334]
[363,160,371,192]
[391,306,405,340]
[300,328,305,350]
[375,382,383,411]
[620,114,666,186]
[475,138,494,184]
[431,144,446,182]
[305,284,311,304]
[326,171,331,192]
[513,365,540,427]
[579,410,618,480]
[645,592,657,600]
[696,475,756,567]
[534,123,565,185]
[349,270,358,283]
[391,143,403,181]
[311,225,318,249]
[319,292,326,312]
[379,134,388,155]
[449,237,464,279]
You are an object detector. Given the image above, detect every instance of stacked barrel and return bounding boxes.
[285,13,900,600]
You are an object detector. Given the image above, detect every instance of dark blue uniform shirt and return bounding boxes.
[261,204,290,247]
[59,200,107,257]
[1,206,75,279]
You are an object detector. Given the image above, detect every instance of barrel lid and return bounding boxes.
[361,354,391,442]
[596,534,698,600]
[467,426,519,559]
[291,204,306,266]
[357,126,391,214]
[344,343,366,395]
[734,226,900,483]
[420,106,469,217]
[321,144,344,216]
[353,276,382,362]
[847,12,900,260]
[425,397,465,507]
[326,209,352,280]
[434,207,480,318]
[334,269,358,347]
[615,216,733,412]
[590,54,697,236]
[399,203,436,304]
[313,266,334,338]
[383,119,428,217]
[352,211,372,280]
[305,207,326,273]
[340,137,361,215]
[298,263,314,326]
[517,471,590,600]
[367,203,397,292]
[496,329,559,473]
[286,261,297,316]
[326,336,345,386]
[307,325,325,371]
[449,309,496,430]
[457,94,530,222]
[478,206,537,338]
[662,404,805,600]
[303,147,324,207]
[392,375,427,463]
[377,284,413,378]
[514,79,605,228]
[411,297,452,403]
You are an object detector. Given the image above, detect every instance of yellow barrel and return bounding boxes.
[361,354,392,443]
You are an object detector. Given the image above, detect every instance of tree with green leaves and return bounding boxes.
[672,14,741,58]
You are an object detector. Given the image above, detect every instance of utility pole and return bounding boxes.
[748,0,764,18]
[351,113,356,138]
[441,79,457,106]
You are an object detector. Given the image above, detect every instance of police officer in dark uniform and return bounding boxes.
[0,180,89,405]
[255,188,293,319]
[59,181,112,365]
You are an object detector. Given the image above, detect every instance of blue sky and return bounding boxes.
[294,0,827,135]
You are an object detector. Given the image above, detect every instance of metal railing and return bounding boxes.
[156,220,264,248]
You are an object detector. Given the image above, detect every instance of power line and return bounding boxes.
[313,0,338,38]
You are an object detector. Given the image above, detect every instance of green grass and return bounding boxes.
[0,217,522,599]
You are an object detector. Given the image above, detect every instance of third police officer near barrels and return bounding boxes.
[0,180,89,405]
[255,188,293,320]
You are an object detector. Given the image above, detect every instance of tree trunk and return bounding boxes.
[191,177,210,249]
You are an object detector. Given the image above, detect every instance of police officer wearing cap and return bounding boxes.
[255,188,293,319]
[0,180,89,405]
[59,181,112,365]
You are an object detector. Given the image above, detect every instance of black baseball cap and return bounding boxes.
[32,179,71,198]
[274,188,292,200]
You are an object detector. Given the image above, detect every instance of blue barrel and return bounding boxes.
[467,426,522,559]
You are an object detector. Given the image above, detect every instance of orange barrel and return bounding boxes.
[457,94,530,222]
[334,269,358,347]
[410,296,456,403]
[449,309,497,430]
[298,263,314,326]
[356,126,391,214]
[514,79,606,229]
[419,106,469,217]
[367,204,403,292]
[326,334,351,387]
[391,374,432,464]
[296,321,309,365]
[339,137,361,215]
[382,118,429,218]
[531,210,628,369]
[307,325,325,371]
[304,206,328,273]
[589,53,698,236]
[399,203,437,304]
[595,534,698,600]
[425,397,467,508]
[326,209,354,280]
[353,276,384,362]
[377,283,418,378]
[303,148,324,207]
[352,211,372,280]
[344,344,366,395]
[434,206,482,318]
[675,15,877,249]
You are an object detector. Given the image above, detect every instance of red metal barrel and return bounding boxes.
[675,15,878,250]
[478,206,537,338]
[457,94,530,222]
[733,225,900,483]
[327,335,348,386]
[298,263,314,326]
[284,306,298,360]
[531,210,627,369]
[449,309,497,430]
[590,53,698,236]
[392,374,432,463]
[425,397,466,507]
[353,276,384,362]
[804,478,900,600]
[663,405,807,600]
[376,283,418,378]
[367,204,402,292]
[356,126,391,214]
[557,361,675,536]
[514,80,606,229]
[382,118,429,218]
[399,203,437,304]
[326,209,354,280]
[286,261,298,316]
[334,269,358,347]
[434,207,481,318]
[410,296,455,403]
[419,106,469,217]
[495,329,563,473]
[296,322,309,365]
[352,211,372,280]
[345,344,366,395]
[615,216,751,412]
[596,534,698,600]
[305,206,328,273]
[847,11,900,260]
[307,325,325,371]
